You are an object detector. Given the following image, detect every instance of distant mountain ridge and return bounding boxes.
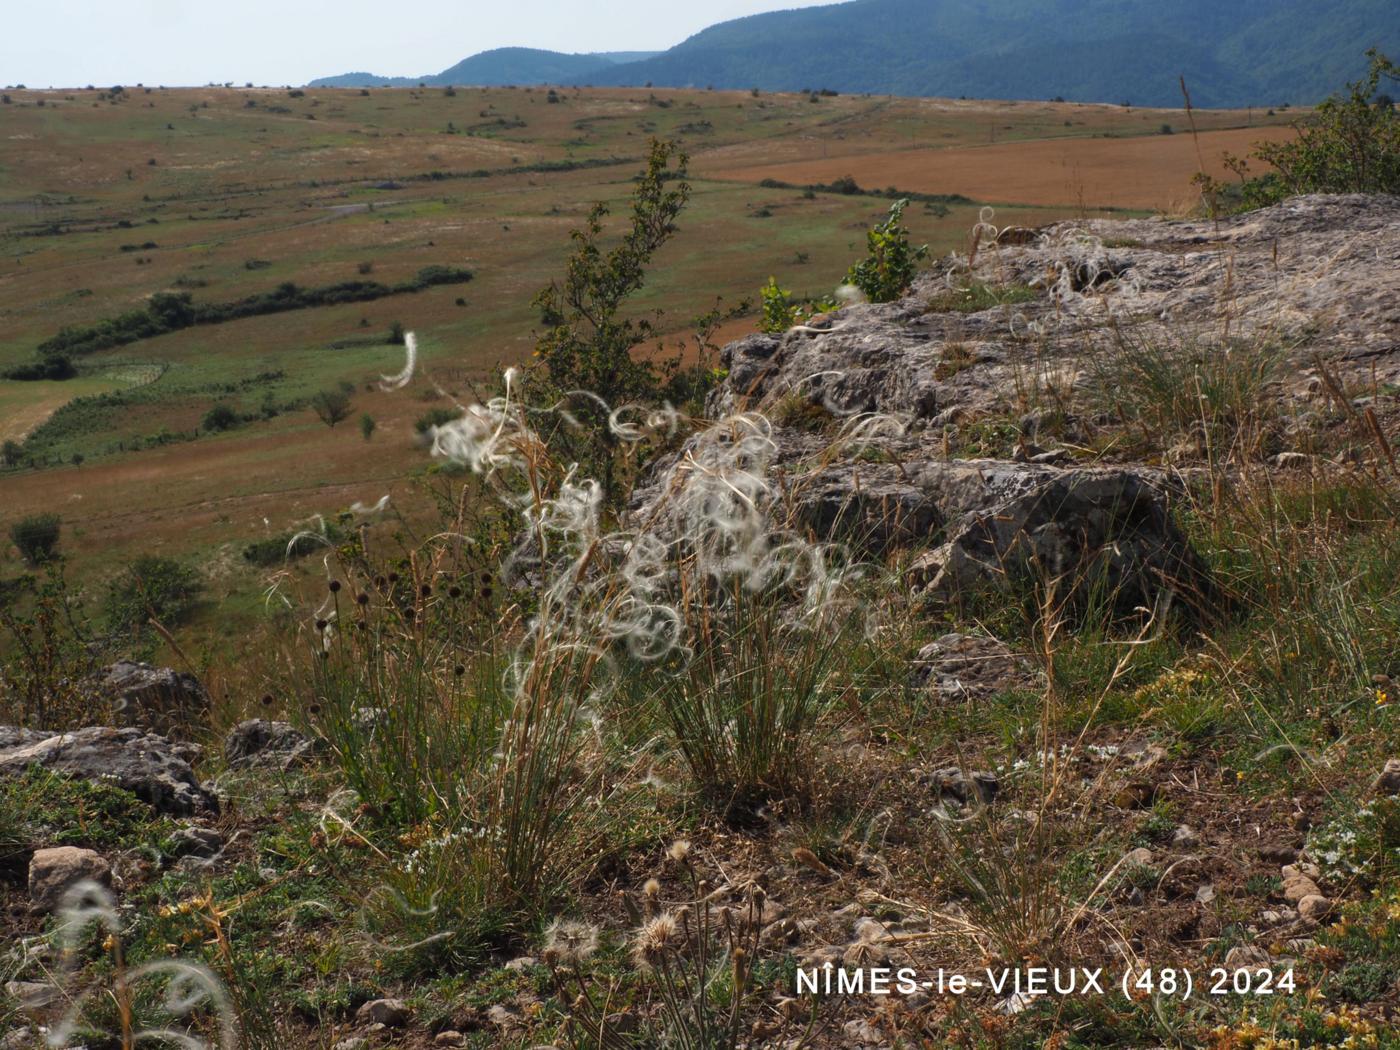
[308,48,659,89]
[309,1,1398,107]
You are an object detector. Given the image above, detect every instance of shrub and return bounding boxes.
[104,555,203,631]
[844,199,928,303]
[759,276,797,333]
[1,440,22,468]
[9,513,61,565]
[201,403,239,432]
[359,413,376,441]
[0,565,103,728]
[242,521,345,566]
[3,354,76,381]
[1256,50,1399,194]
[1198,50,1399,212]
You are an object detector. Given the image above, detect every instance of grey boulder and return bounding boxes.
[0,726,217,815]
[224,719,325,770]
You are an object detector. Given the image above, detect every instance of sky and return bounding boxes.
[3,0,838,88]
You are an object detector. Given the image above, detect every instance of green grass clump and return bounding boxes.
[925,281,1037,314]
[0,767,175,854]
[1082,327,1287,462]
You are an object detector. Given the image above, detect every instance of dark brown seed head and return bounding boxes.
[328,580,341,593]
[356,592,369,605]
[448,586,462,599]
[315,618,328,631]
[454,664,465,677]
[420,583,432,597]
[260,694,273,707]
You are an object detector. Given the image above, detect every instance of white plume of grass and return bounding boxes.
[350,494,391,516]
[47,880,238,1050]
[419,368,860,670]
[378,331,418,390]
[426,368,537,475]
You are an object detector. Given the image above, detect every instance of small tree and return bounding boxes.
[10,514,61,565]
[359,413,377,441]
[311,389,353,428]
[1,440,21,467]
[533,138,690,405]
[844,199,928,304]
[531,138,692,500]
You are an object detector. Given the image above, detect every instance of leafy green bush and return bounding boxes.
[531,138,695,500]
[1256,50,1398,193]
[201,403,239,432]
[104,555,203,631]
[242,521,345,567]
[844,199,928,303]
[533,138,689,407]
[1199,50,1399,212]
[759,276,837,333]
[759,276,798,333]
[9,513,61,565]
[3,354,76,381]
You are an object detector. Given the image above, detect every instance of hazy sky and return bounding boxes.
[4,1,837,88]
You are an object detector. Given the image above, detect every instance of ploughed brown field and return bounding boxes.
[702,125,1300,212]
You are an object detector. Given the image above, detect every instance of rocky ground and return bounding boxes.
[3,195,1399,1049]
